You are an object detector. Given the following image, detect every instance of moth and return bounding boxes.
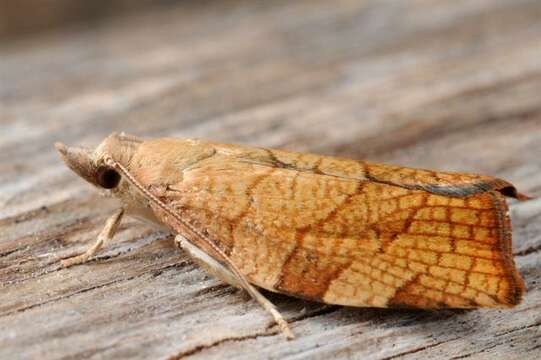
[56,132,527,339]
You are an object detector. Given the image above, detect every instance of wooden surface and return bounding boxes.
[1,0,541,359]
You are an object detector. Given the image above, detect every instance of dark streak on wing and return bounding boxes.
[235,147,531,201]
[365,174,530,200]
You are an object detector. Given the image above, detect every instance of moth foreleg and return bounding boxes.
[175,235,294,339]
[62,208,124,267]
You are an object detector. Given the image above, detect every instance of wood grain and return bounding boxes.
[1,0,540,359]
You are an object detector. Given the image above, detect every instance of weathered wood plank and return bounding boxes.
[1,0,540,359]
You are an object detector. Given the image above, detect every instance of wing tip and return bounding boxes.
[483,178,532,201]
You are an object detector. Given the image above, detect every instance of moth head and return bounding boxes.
[55,132,141,191]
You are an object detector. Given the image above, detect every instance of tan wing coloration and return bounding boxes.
[128,138,525,309]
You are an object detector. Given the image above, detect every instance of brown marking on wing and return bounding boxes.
[275,182,364,301]
[273,230,352,301]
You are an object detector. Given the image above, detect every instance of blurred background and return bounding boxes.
[2,0,541,216]
[1,1,541,358]
[0,0,177,40]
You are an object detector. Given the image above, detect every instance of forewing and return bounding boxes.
[148,148,523,309]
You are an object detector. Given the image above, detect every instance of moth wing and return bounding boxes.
[135,141,523,308]
[150,151,523,309]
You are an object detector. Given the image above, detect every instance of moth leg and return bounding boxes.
[62,208,124,268]
[175,235,294,339]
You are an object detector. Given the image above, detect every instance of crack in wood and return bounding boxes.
[167,330,280,359]
[191,283,236,298]
[514,244,541,257]
[0,247,20,259]
[380,340,455,360]
[448,342,502,360]
[0,277,140,317]
[448,320,541,359]
[167,305,340,359]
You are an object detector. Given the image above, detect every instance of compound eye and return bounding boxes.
[97,167,121,189]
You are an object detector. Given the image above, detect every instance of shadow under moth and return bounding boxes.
[55,132,528,339]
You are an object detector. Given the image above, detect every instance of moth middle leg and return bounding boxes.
[175,235,294,339]
[62,208,124,267]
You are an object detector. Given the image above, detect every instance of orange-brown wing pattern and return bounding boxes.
[132,140,524,309]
